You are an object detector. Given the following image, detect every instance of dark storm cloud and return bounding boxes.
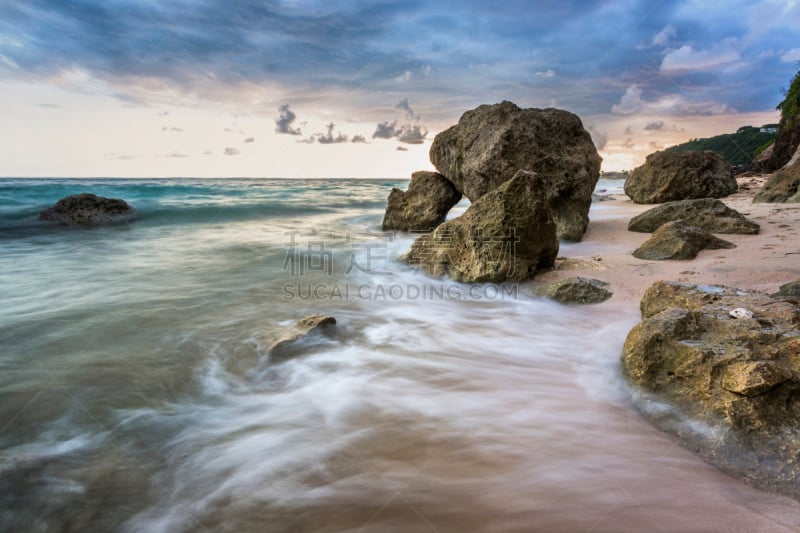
[0,1,798,116]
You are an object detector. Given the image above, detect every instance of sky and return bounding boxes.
[1,0,799,178]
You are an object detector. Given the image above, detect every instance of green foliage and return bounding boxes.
[776,69,800,129]
[754,139,775,156]
[666,125,777,166]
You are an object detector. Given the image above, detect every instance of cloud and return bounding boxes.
[313,122,348,144]
[397,124,427,144]
[396,146,408,151]
[586,123,608,150]
[395,70,412,82]
[351,134,367,143]
[373,121,399,139]
[624,126,633,135]
[166,151,188,158]
[651,25,676,47]
[224,147,239,155]
[202,149,213,155]
[275,104,302,135]
[534,69,556,78]
[660,43,741,71]
[781,48,800,63]
[372,121,428,144]
[105,153,137,160]
[644,121,665,131]
[649,141,664,150]
[395,98,417,120]
[612,85,731,116]
[244,137,254,143]
[611,86,644,115]
[372,100,428,144]
[161,126,183,132]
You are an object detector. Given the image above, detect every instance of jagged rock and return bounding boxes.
[529,277,612,304]
[401,170,558,283]
[268,314,337,360]
[632,220,735,260]
[382,171,462,231]
[622,280,800,499]
[624,150,737,204]
[764,72,800,172]
[749,142,774,171]
[773,279,800,299]
[429,101,601,241]
[627,198,760,234]
[39,193,137,225]
[753,145,800,203]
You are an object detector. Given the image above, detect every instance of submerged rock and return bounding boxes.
[382,171,461,231]
[268,314,337,360]
[628,198,759,234]
[632,220,735,260]
[429,101,601,241]
[624,150,737,204]
[529,277,612,304]
[753,145,800,203]
[39,193,137,225]
[401,170,558,283]
[622,281,800,499]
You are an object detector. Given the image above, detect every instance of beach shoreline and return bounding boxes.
[536,175,800,303]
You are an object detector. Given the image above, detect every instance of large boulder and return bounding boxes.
[632,220,735,260]
[622,281,800,499]
[624,150,737,204]
[39,193,137,225]
[429,101,601,241]
[753,145,800,203]
[382,171,461,231]
[529,277,612,304]
[628,198,760,234]
[401,170,558,283]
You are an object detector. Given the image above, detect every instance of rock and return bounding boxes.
[429,101,601,241]
[750,141,774,171]
[624,150,737,204]
[632,220,736,260]
[729,307,753,319]
[753,145,800,203]
[529,277,612,304]
[268,314,337,360]
[627,198,759,234]
[401,170,559,283]
[763,72,800,172]
[622,281,800,499]
[382,171,462,231]
[39,193,137,225]
[773,280,800,299]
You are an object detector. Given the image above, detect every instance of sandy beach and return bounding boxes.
[538,175,800,302]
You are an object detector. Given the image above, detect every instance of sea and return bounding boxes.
[2,178,800,532]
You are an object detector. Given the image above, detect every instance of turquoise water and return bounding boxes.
[2,179,800,532]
